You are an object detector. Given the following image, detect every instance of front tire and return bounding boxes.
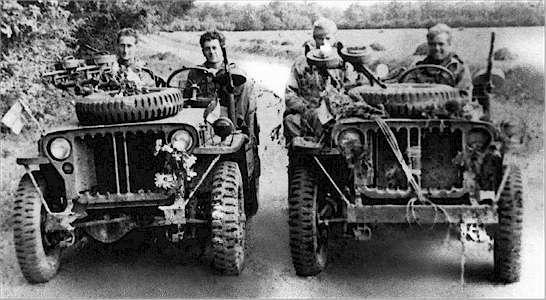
[210,161,246,275]
[288,165,327,276]
[12,173,61,283]
[494,165,523,283]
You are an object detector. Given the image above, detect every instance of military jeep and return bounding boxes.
[13,57,260,283]
[287,42,522,283]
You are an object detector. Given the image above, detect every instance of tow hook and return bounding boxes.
[166,225,185,243]
[353,223,372,241]
[159,196,187,225]
[159,196,188,242]
[460,221,491,244]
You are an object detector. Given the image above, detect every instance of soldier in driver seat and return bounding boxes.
[184,31,225,98]
[408,23,473,99]
[186,30,258,143]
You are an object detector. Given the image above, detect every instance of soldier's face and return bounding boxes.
[428,32,451,61]
[313,28,336,48]
[117,35,137,62]
[202,39,223,64]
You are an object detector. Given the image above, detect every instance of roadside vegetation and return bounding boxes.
[166,1,544,31]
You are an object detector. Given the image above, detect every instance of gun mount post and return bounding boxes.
[221,45,237,125]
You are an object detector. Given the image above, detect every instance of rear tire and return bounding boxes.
[494,165,523,283]
[12,173,61,283]
[288,165,327,276]
[210,161,246,275]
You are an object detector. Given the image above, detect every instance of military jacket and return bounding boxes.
[117,59,155,88]
[412,53,473,98]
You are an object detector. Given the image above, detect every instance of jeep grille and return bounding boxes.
[333,119,497,201]
[80,130,164,194]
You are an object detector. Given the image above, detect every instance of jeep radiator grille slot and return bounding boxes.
[79,130,166,195]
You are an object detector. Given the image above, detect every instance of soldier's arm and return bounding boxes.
[284,64,307,114]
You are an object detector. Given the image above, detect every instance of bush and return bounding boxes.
[66,0,194,54]
[494,47,518,61]
[369,42,386,51]
[67,1,149,54]
[0,0,74,129]
[413,43,428,56]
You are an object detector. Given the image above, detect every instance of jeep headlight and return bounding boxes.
[48,137,72,160]
[337,129,364,154]
[171,129,194,152]
[213,117,235,139]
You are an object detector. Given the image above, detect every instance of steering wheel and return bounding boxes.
[166,66,216,88]
[398,64,456,87]
[166,66,218,103]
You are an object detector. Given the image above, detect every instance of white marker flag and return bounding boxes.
[1,101,26,134]
[205,100,222,124]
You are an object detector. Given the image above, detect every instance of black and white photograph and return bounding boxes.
[0,0,544,298]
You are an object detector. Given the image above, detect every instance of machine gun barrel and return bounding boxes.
[335,43,386,89]
[42,63,113,91]
[485,32,495,93]
[353,62,387,89]
[221,45,237,124]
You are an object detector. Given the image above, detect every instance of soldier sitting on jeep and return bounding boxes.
[283,18,356,143]
[186,30,258,140]
[114,28,156,89]
[405,23,473,99]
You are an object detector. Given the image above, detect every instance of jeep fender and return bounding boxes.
[16,157,66,209]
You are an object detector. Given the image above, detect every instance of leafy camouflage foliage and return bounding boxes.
[66,0,194,54]
[0,0,75,133]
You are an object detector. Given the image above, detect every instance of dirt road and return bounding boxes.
[1,34,543,298]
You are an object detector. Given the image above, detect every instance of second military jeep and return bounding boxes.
[287,42,522,283]
[13,53,260,283]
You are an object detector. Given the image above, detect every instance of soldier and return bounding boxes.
[283,18,351,142]
[409,23,473,99]
[188,30,258,141]
[185,30,227,97]
[114,28,156,88]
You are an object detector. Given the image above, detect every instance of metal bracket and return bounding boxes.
[44,199,86,233]
[159,196,187,225]
[158,155,221,226]
[25,166,86,237]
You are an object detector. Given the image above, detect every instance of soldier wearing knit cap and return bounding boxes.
[312,17,338,48]
[283,18,352,142]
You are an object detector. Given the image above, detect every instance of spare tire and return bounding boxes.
[347,83,464,118]
[75,88,183,125]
